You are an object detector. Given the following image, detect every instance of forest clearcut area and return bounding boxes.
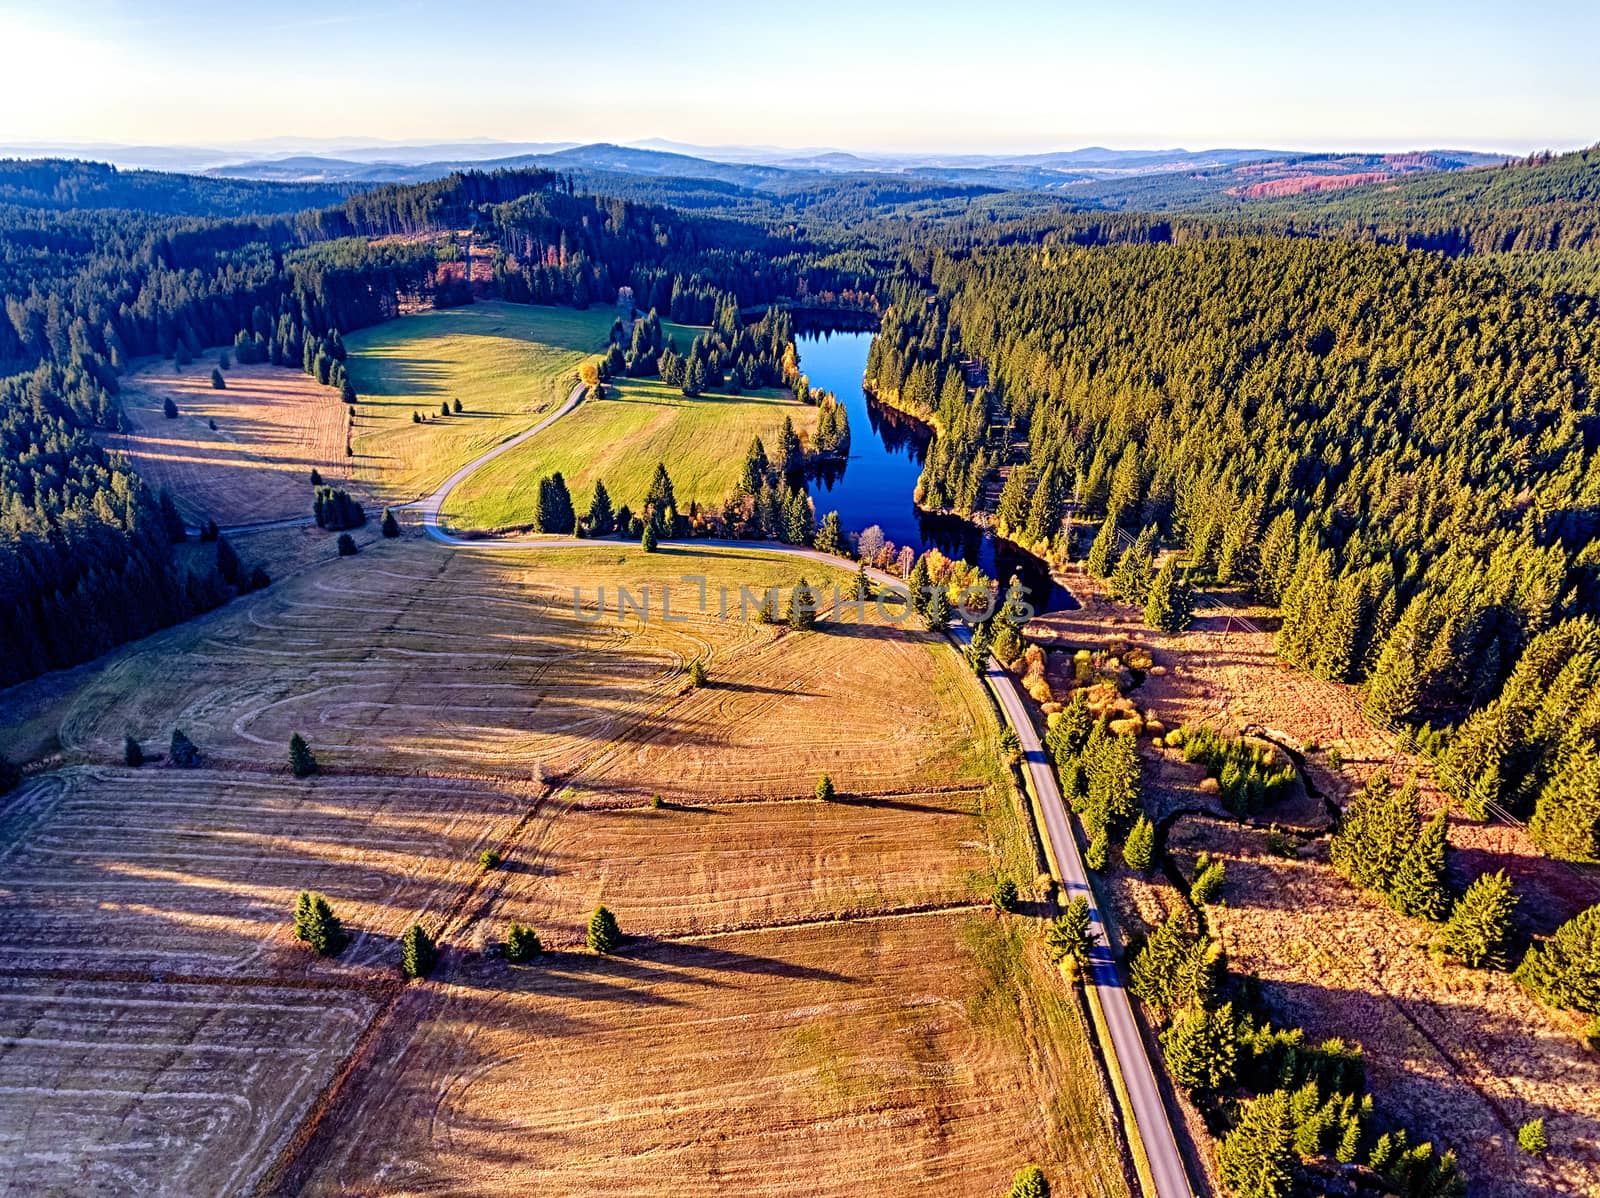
[0,536,1124,1198]
[343,302,705,504]
[441,375,817,531]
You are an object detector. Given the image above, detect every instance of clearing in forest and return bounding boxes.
[440,374,819,531]
[342,302,701,504]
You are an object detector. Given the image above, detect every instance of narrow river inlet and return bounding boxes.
[794,329,1072,612]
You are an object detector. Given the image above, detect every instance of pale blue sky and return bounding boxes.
[3,0,1595,153]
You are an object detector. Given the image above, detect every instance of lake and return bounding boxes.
[794,329,1072,612]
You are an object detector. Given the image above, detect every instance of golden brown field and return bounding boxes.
[0,537,1127,1198]
[110,352,356,526]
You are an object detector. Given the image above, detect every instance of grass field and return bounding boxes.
[109,351,354,525]
[441,375,818,531]
[343,302,707,505]
[0,536,1124,1197]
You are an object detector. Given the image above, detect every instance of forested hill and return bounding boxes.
[1224,146,1600,255]
[0,158,358,217]
[866,237,1600,859]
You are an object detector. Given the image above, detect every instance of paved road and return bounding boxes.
[971,630,1193,1198]
[405,376,1194,1198]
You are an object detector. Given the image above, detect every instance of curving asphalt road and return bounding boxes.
[404,376,1194,1198]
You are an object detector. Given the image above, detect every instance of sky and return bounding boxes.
[3,0,1596,155]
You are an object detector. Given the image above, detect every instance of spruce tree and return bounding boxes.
[1389,809,1451,921]
[294,891,345,956]
[289,733,318,778]
[504,923,542,962]
[169,729,201,767]
[1161,1001,1238,1094]
[215,536,240,585]
[787,577,818,630]
[813,510,845,556]
[925,586,951,632]
[400,923,436,979]
[1217,1089,1296,1198]
[587,905,621,953]
[1043,897,1095,972]
[1123,815,1155,871]
[1144,557,1194,631]
[1086,514,1119,578]
[1514,902,1600,1013]
[587,480,615,537]
[124,734,144,767]
[381,508,400,538]
[1190,857,1226,906]
[211,366,226,390]
[641,523,657,552]
[1440,870,1518,968]
[544,472,575,534]
[644,462,677,530]
[965,619,994,674]
[815,774,835,803]
[848,561,872,602]
[908,554,932,616]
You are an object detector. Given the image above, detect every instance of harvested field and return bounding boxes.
[109,352,354,526]
[288,915,1124,1198]
[0,767,530,976]
[37,540,987,793]
[484,789,992,944]
[1176,816,1600,1198]
[0,536,1121,1196]
[443,376,819,531]
[0,974,379,1198]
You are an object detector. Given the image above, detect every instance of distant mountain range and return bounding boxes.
[0,137,1510,211]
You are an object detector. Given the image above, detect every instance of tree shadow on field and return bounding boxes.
[700,679,820,697]
[831,792,975,818]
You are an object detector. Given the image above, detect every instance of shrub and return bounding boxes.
[998,726,1022,763]
[650,793,663,809]
[124,735,144,767]
[993,877,1020,912]
[400,923,437,979]
[1008,1165,1050,1198]
[1517,1117,1547,1156]
[337,532,358,556]
[211,366,225,390]
[169,729,201,768]
[440,401,450,417]
[587,905,621,953]
[687,659,707,687]
[453,397,463,413]
[478,848,501,872]
[289,733,318,777]
[504,923,542,962]
[381,509,400,538]
[1327,747,1344,771]
[815,774,835,802]
[163,396,178,418]
[310,468,323,485]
